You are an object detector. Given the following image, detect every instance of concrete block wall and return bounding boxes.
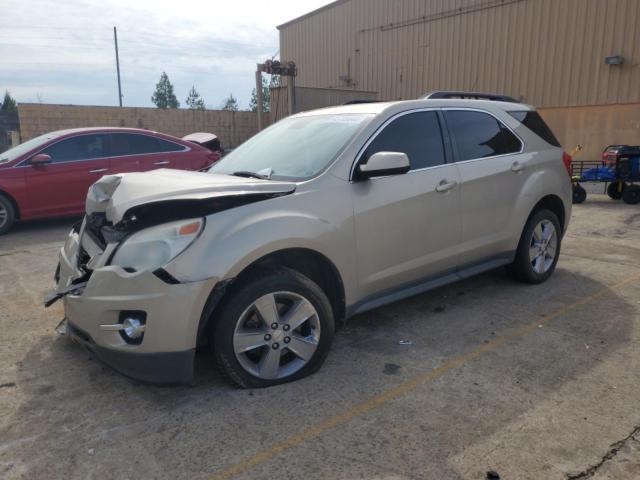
[17,102,638,161]
[17,104,267,148]
[270,86,378,123]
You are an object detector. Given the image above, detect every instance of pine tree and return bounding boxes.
[1,90,17,111]
[221,93,239,111]
[249,75,280,112]
[151,72,180,109]
[185,85,206,110]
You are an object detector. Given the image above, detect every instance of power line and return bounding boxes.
[0,42,110,50]
[0,61,111,66]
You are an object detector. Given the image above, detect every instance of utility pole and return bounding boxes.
[286,75,296,117]
[113,26,123,107]
[255,67,264,131]
[255,60,297,130]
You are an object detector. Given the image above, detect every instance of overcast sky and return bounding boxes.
[1,0,331,109]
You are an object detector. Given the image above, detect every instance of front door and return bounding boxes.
[351,110,462,300]
[25,133,109,217]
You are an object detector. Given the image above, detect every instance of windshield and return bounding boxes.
[209,113,372,180]
[0,132,60,164]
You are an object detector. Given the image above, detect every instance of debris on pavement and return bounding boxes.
[383,363,401,375]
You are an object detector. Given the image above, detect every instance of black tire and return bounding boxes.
[572,184,587,204]
[0,194,16,235]
[507,209,562,284]
[606,181,626,200]
[622,185,640,205]
[212,267,335,388]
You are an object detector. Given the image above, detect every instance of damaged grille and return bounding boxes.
[75,213,111,275]
[84,213,109,249]
[77,246,92,272]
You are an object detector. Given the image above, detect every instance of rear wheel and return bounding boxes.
[622,185,640,205]
[607,181,626,200]
[0,194,16,235]
[572,184,587,204]
[213,267,335,388]
[507,209,561,284]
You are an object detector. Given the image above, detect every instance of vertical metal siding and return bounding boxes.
[279,0,640,107]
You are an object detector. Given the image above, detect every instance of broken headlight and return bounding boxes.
[110,218,204,272]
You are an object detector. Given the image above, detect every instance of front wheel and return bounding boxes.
[213,267,335,388]
[507,209,561,284]
[572,184,587,204]
[0,194,16,235]
[607,181,626,200]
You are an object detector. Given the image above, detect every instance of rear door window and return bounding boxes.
[445,110,522,161]
[362,111,446,170]
[110,133,161,156]
[40,134,107,163]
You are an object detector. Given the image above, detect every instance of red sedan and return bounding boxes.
[0,127,220,234]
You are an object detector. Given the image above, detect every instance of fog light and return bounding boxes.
[123,317,144,337]
[119,311,146,344]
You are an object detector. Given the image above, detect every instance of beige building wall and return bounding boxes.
[278,0,640,159]
[17,104,265,148]
[539,103,640,161]
[279,0,640,107]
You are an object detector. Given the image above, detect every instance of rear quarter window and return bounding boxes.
[156,138,187,152]
[508,111,561,147]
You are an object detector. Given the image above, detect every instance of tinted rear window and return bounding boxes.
[445,110,522,161]
[363,111,446,170]
[508,111,561,147]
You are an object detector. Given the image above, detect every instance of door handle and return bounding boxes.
[511,161,526,173]
[435,179,458,193]
[154,160,170,166]
[89,168,108,174]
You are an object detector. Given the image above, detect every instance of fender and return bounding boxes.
[164,187,358,305]
[508,166,571,248]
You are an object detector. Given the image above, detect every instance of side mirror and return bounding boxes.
[357,151,410,179]
[31,153,52,165]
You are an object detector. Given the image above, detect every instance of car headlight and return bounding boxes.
[111,218,204,272]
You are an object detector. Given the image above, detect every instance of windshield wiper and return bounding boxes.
[231,171,270,180]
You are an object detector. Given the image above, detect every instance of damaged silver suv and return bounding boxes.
[48,92,572,388]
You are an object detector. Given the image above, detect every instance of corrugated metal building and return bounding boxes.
[277,0,640,159]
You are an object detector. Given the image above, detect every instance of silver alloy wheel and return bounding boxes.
[529,219,557,274]
[232,291,321,380]
[0,203,7,229]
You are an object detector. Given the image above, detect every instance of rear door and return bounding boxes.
[351,110,462,299]
[108,133,173,173]
[109,133,191,173]
[25,133,109,217]
[443,109,526,267]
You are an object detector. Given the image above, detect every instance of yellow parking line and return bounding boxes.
[210,273,640,480]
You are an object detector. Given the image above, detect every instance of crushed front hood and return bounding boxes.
[86,169,297,224]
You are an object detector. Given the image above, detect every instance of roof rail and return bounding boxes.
[423,91,520,103]
[342,99,380,105]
